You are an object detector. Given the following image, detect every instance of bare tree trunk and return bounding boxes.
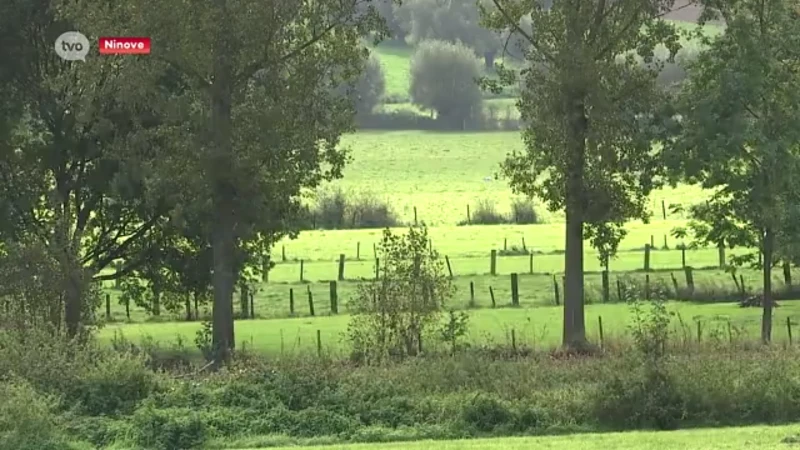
[209,3,236,364]
[761,227,774,343]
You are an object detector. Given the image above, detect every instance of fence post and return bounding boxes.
[670,272,679,296]
[788,317,793,345]
[645,274,651,301]
[529,253,534,274]
[644,244,651,272]
[240,284,250,318]
[681,244,686,268]
[601,270,610,303]
[511,273,519,306]
[125,296,130,320]
[467,204,471,225]
[504,238,507,251]
[329,281,338,314]
[696,320,702,343]
[469,281,475,307]
[357,242,360,260]
[489,286,496,308]
[663,234,668,250]
[650,235,654,248]
[661,200,667,220]
[250,291,255,319]
[784,262,792,286]
[317,330,322,357]
[282,245,286,262]
[553,275,560,306]
[375,258,380,280]
[115,261,122,289]
[414,206,418,225]
[373,242,377,259]
[445,256,453,278]
[338,254,345,281]
[105,294,111,320]
[307,286,315,316]
[616,278,623,302]
[684,266,695,294]
[521,237,527,251]
[490,250,497,275]
[300,259,304,282]
[289,288,295,315]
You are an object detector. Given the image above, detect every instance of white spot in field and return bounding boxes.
[483,177,492,182]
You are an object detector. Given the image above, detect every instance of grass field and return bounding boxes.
[100,299,800,357]
[223,424,800,450]
[324,131,708,226]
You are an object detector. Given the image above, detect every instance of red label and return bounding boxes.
[98,37,151,55]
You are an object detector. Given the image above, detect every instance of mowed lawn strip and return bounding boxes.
[223,424,800,450]
[99,301,800,356]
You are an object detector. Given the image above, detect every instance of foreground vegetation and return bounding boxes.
[6,318,800,450]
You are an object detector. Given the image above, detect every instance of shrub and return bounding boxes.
[0,380,72,450]
[510,198,538,224]
[461,394,513,433]
[469,199,508,225]
[311,188,397,230]
[410,40,484,128]
[347,225,454,363]
[129,403,207,450]
[340,54,385,116]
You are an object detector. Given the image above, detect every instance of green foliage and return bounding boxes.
[130,402,207,450]
[0,380,72,450]
[347,225,454,363]
[341,54,387,116]
[439,310,471,355]
[459,198,540,226]
[410,40,484,126]
[310,188,399,230]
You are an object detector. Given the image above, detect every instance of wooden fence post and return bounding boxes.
[788,317,793,345]
[644,244,651,272]
[338,254,345,281]
[529,253,534,274]
[616,278,623,302]
[522,237,527,251]
[282,245,286,262]
[317,330,322,357]
[469,281,475,307]
[645,274,651,301]
[663,234,668,250]
[125,296,130,320]
[240,284,250,318]
[490,250,497,275]
[650,235,654,248]
[504,238,507,251]
[289,288,295,315]
[489,286,496,308]
[670,272,679,296]
[445,256,453,278]
[467,204,471,225]
[357,242,360,260]
[329,281,338,314]
[414,206,418,225]
[684,266,695,294]
[300,259,305,282]
[784,262,792,286]
[553,275,560,305]
[105,294,111,320]
[250,291,255,319]
[696,320,702,343]
[511,273,519,306]
[375,258,380,279]
[661,200,667,220]
[307,286,315,316]
[115,261,122,289]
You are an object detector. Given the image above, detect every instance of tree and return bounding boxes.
[481,0,680,349]
[665,0,800,343]
[347,225,454,363]
[0,0,173,337]
[337,54,386,116]
[79,0,391,363]
[410,40,484,127]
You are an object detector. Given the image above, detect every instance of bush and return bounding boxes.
[510,198,538,224]
[311,188,397,230]
[0,380,73,450]
[410,40,484,128]
[347,54,386,116]
[129,403,207,450]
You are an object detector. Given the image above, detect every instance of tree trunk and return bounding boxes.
[63,266,83,338]
[209,3,236,364]
[761,227,774,343]
[484,50,496,70]
[562,95,588,348]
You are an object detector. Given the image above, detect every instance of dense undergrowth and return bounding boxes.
[3,318,800,450]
